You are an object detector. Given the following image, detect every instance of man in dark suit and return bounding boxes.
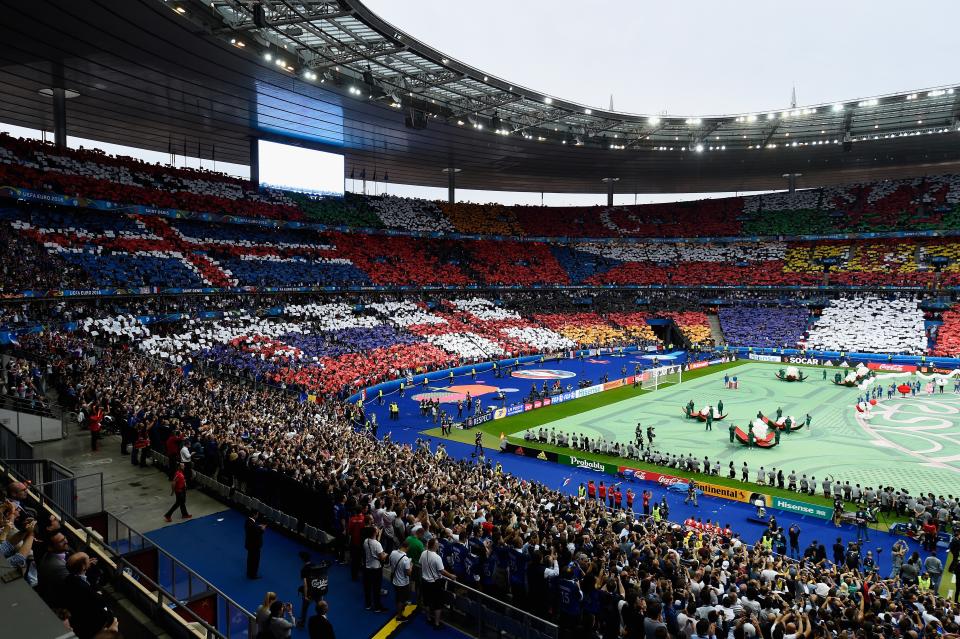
[244,510,266,579]
[63,552,115,638]
[308,599,335,639]
[37,531,70,607]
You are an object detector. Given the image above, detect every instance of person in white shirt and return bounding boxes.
[388,539,413,622]
[362,527,387,612]
[179,442,192,484]
[420,537,456,630]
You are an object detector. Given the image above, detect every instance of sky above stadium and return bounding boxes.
[364,0,960,116]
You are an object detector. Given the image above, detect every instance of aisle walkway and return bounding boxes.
[34,428,226,532]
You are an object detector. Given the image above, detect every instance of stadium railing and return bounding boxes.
[0,394,67,443]
[440,576,559,639]
[0,418,34,460]
[0,456,257,639]
[185,465,560,638]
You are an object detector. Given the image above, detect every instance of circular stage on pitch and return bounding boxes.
[511,369,576,380]
[410,391,462,402]
[412,384,502,403]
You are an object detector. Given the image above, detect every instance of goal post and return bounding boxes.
[641,364,682,391]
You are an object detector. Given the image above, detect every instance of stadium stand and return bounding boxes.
[8,6,960,639]
[804,295,927,354]
[3,134,960,240]
[932,305,960,357]
[7,309,960,639]
[0,134,301,220]
[658,311,714,345]
[718,305,811,349]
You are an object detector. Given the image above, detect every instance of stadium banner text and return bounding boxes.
[619,466,770,506]
[781,356,831,366]
[866,362,918,373]
[560,454,619,474]
[770,496,832,519]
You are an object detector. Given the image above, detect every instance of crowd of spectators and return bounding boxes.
[4,325,960,639]
[932,306,960,357]
[63,295,670,395]
[5,200,960,292]
[4,133,960,243]
[2,482,119,638]
[804,297,927,355]
[0,133,301,220]
[719,307,811,349]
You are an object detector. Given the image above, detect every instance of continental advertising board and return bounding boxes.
[619,466,770,505]
[697,481,769,505]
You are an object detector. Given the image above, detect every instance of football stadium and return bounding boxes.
[1,2,959,638]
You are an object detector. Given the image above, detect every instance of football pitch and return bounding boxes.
[508,363,960,497]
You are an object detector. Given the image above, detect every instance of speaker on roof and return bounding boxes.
[405,107,428,130]
[253,3,267,28]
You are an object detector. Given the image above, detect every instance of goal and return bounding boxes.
[641,365,682,391]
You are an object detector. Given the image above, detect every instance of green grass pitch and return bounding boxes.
[427,360,960,510]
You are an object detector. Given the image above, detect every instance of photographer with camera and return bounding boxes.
[262,600,296,638]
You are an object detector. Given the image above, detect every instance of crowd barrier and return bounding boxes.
[0,455,257,639]
[0,396,66,442]
[440,576,558,639]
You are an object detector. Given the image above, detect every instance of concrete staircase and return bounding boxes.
[707,313,726,346]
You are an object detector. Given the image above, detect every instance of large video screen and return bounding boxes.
[258,140,344,196]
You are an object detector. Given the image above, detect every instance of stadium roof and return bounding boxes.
[2,0,960,193]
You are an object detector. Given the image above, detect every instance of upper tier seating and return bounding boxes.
[4,133,960,238]
[0,134,301,220]
[804,296,927,354]
[5,204,960,291]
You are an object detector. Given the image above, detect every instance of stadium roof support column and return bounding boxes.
[52,88,67,149]
[249,137,259,185]
[602,177,619,207]
[443,167,461,205]
[782,172,802,194]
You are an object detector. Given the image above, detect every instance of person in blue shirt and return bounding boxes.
[507,544,526,597]
[556,566,583,627]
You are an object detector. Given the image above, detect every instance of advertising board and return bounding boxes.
[771,496,832,519]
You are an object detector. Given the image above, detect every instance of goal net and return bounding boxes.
[641,365,682,391]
